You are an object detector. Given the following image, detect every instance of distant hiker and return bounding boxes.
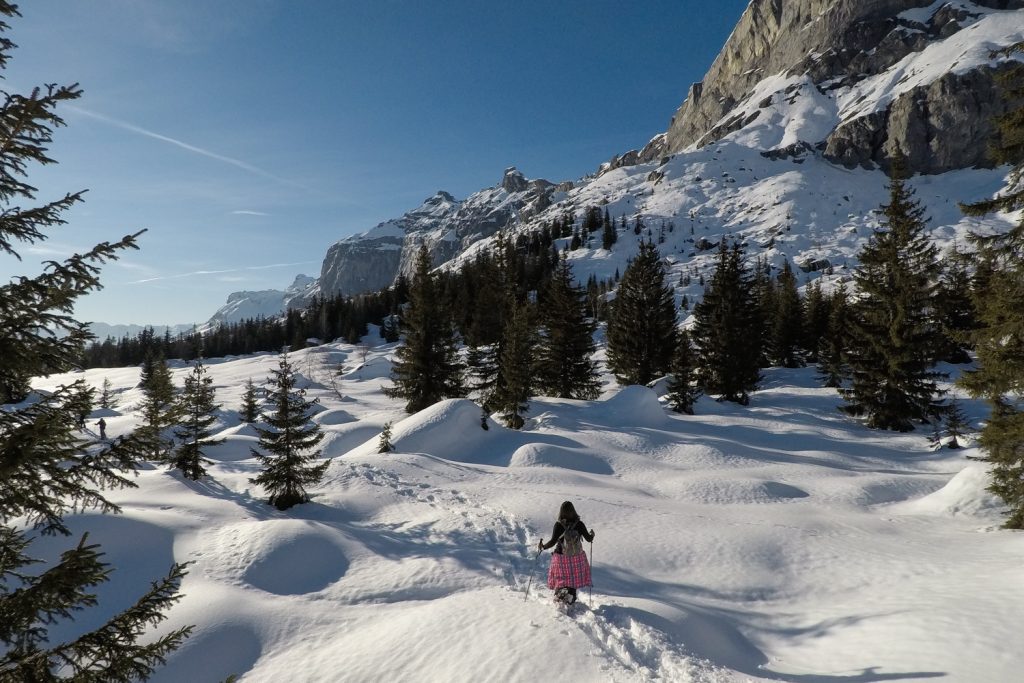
[97,418,107,440]
[537,500,595,604]
[77,409,87,430]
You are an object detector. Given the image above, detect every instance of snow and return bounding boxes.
[838,6,1024,122]
[24,344,1024,682]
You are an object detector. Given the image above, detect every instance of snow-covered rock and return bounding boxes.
[203,274,315,330]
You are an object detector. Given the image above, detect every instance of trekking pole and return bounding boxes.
[524,548,542,601]
[588,540,594,607]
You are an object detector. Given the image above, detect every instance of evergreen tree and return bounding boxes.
[601,208,617,250]
[378,421,393,453]
[250,351,329,510]
[691,241,762,404]
[137,352,180,462]
[957,41,1024,527]
[750,257,775,367]
[802,279,830,362]
[667,329,701,414]
[606,241,677,386]
[172,359,223,480]
[536,258,600,399]
[98,376,118,410]
[240,377,261,423]
[841,158,945,430]
[491,302,537,429]
[0,4,190,676]
[817,284,850,388]
[385,246,465,413]
[933,247,976,364]
[771,260,805,367]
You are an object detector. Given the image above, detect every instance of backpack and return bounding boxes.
[559,518,583,556]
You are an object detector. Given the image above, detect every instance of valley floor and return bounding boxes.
[29,343,1024,682]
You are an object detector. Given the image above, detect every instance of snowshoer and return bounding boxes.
[97,417,107,440]
[537,500,595,604]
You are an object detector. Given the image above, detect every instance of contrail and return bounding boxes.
[67,105,314,193]
[128,261,319,284]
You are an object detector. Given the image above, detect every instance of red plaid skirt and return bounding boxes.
[547,550,592,589]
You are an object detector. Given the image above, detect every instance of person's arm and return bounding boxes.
[579,520,595,543]
[538,522,564,551]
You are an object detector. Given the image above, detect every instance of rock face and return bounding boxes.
[659,0,1024,173]
[317,168,557,298]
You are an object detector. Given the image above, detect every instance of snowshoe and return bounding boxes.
[554,587,576,604]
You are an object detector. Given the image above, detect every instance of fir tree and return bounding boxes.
[137,352,180,462]
[750,257,775,367]
[606,241,677,386]
[802,279,830,363]
[491,302,537,429]
[691,241,762,405]
[250,350,329,510]
[385,246,465,413]
[378,421,393,453]
[957,41,1024,527]
[771,260,804,368]
[240,377,260,423]
[172,359,223,480]
[536,258,600,399]
[98,376,118,410]
[667,329,701,414]
[817,284,850,388]
[841,157,945,431]
[933,247,976,364]
[0,4,190,676]
[601,207,617,250]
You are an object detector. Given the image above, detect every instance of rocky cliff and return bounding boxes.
[315,167,557,298]
[658,0,1024,173]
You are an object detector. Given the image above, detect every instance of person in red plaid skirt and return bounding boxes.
[537,501,596,604]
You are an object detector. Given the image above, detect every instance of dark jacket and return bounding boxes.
[541,518,594,554]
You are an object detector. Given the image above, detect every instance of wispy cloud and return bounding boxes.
[128,261,318,285]
[67,105,314,193]
[231,210,270,217]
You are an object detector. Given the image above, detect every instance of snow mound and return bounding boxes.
[509,443,614,475]
[892,463,1006,518]
[678,478,810,505]
[347,398,506,464]
[214,520,350,595]
[598,386,669,428]
[314,408,357,426]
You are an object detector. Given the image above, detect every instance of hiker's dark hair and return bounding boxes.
[558,500,578,523]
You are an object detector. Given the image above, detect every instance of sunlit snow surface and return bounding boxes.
[29,340,1024,683]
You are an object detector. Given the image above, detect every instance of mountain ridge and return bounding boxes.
[204,0,1024,327]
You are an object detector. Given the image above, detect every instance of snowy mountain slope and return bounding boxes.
[30,345,1024,682]
[202,274,316,331]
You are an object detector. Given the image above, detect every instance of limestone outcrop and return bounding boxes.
[658,0,1024,173]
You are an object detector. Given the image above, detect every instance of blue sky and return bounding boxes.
[4,0,749,325]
